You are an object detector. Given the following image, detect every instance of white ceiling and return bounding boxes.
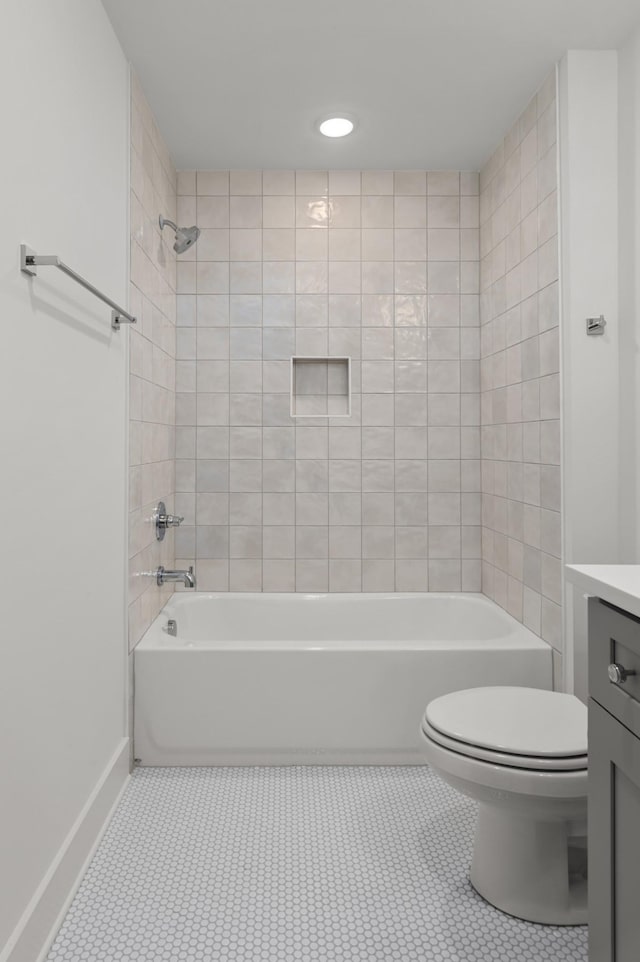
[102,0,640,172]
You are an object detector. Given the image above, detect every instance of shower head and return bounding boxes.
[159,215,201,254]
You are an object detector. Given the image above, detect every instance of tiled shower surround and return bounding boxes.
[174,169,482,592]
[128,73,178,645]
[479,71,562,656]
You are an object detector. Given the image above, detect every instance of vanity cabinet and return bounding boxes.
[588,598,640,962]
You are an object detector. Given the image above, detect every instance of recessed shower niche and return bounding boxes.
[290,356,351,418]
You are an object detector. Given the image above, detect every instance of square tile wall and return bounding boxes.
[174,169,481,592]
[128,72,178,647]
[479,70,562,665]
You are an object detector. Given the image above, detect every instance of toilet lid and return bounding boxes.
[425,687,588,758]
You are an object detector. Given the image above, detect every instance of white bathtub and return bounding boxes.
[134,592,553,766]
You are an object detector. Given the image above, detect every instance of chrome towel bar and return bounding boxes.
[20,244,136,330]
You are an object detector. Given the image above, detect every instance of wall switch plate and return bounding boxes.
[586,315,606,335]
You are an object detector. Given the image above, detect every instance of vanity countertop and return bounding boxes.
[566,564,640,619]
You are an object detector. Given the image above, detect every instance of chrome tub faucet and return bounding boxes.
[155,566,196,589]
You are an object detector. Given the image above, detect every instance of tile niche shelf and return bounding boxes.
[290,356,351,418]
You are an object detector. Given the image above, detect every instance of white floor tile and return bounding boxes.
[47,766,587,961]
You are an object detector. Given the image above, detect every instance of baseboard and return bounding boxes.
[1,738,130,962]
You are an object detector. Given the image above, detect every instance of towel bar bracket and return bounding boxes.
[20,244,38,277]
[110,311,131,331]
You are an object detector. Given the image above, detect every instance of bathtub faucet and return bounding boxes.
[155,566,196,589]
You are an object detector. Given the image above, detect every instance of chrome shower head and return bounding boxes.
[159,215,201,254]
[174,225,200,254]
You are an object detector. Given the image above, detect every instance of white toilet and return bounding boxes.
[420,686,588,926]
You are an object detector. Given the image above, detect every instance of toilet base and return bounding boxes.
[470,805,588,925]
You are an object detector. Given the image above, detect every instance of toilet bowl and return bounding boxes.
[420,686,588,926]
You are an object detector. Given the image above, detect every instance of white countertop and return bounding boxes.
[566,565,640,619]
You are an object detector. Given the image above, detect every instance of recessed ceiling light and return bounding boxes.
[318,117,355,138]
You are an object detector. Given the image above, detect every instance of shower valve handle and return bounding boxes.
[159,513,184,528]
[154,501,184,541]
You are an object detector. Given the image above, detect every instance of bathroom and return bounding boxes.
[2,0,640,959]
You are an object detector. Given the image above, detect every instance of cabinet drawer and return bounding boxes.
[589,598,640,738]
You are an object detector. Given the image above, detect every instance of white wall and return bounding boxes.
[0,4,130,960]
[558,51,620,698]
[618,27,640,562]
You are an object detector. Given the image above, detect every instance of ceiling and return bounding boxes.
[102,0,640,171]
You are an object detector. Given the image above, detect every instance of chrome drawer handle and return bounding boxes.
[608,663,637,685]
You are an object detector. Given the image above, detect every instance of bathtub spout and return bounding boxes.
[156,566,196,589]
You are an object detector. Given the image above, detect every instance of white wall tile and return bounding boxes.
[394,171,427,195]
[230,195,262,228]
[361,170,394,194]
[197,170,229,195]
[296,171,328,194]
[329,196,362,229]
[197,196,230,228]
[362,195,394,228]
[262,170,295,195]
[230,170,262,195]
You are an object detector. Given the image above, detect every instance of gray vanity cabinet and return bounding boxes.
[588,598,640,962]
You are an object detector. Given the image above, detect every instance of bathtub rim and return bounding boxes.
[136,591,552,654]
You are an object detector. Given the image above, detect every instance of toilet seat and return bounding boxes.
[422,687,588,772]
[421,717,588,771]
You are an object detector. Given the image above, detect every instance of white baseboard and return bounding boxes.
[1,738,130,962]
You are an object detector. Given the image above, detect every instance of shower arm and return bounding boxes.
[20,244,136,330]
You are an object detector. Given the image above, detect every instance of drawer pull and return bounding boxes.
[608,662,637,685]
